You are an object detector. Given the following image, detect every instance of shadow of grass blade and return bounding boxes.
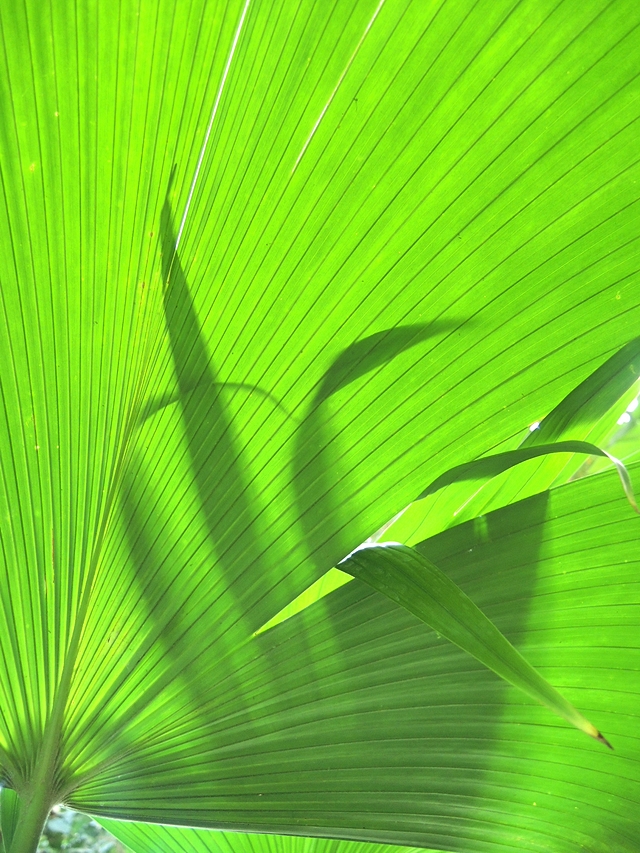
[293,323,456,570]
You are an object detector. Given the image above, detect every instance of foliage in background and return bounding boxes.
[37,808,123,853]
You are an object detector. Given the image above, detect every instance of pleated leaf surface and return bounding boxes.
[0,0,638,851]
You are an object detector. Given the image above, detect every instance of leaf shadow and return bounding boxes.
[110,174,282,756]
[293,319,463,570]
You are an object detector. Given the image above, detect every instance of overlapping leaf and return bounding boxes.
[72,462,640,853]
[98,822,435,853]
[387,334,640,544]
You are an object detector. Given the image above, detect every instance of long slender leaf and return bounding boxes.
[522,335,640,447]
[274,436,637,632]
[342,543,609,745]
[416,439,637,510]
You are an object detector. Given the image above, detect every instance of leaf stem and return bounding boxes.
[7,759,55,853]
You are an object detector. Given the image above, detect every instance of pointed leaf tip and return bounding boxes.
[596,731,614,750]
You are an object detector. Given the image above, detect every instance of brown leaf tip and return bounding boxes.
[596,731,614,750]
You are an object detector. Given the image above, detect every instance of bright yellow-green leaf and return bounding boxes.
[0,1,639,851]
[98,822,439,853]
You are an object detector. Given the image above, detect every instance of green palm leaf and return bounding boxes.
[0,0,638,851]
[99,822,433,853]
[90,462,637,852]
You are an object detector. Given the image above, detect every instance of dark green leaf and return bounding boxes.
[342,543,610,744]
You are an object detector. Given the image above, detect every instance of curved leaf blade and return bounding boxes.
[342,543,610,745]
[416,439,637,512]
[387,342,640,544]
[523,336,640,448]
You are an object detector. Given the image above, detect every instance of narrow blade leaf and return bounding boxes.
[416,439,638,512]
[0,787,20,853]
[342,543,610,746]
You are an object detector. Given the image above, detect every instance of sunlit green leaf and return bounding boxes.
[0,0,638,851]
[98,822,435,853]
[72,462,640,853]
[388,339,640,543]
[1,787,20,853]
